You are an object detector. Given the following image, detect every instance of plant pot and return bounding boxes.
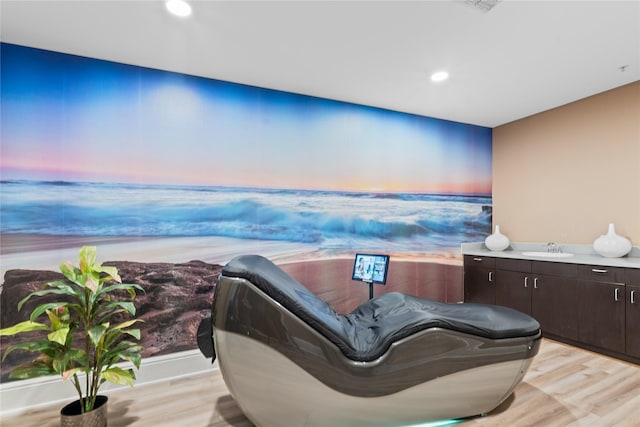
[60,395,108,427]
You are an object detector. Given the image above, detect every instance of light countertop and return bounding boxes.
[461,242,640,269]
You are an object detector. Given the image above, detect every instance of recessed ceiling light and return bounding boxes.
[430,71,449,83]
[166,0,192,18]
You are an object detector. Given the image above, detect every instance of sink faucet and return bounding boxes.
[547,242,562,253]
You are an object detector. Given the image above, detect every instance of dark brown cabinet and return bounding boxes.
[495,258,531,314]
[496,269,530,313]
[463,254,639,364]
[463,255,495,304]
[625,269,640,358]
[531,262,578,341]
[493,258,578,341]
[577,265,626,354]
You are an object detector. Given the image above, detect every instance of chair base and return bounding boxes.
[216,330,536,427]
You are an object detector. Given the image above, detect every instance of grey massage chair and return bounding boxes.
[197,254,541,426]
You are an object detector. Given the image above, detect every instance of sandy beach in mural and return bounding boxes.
[0,231,464,261]
[1,232,462,276]
[0,234,318,280]
[0,233,463,309]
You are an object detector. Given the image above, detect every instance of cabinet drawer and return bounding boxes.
[464,255,495,268]
[496,258,531,272]
[625,268,640,284]
[577,265,625,283]
[532,261,577,278]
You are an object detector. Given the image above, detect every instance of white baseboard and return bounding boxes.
[0,350,217,415]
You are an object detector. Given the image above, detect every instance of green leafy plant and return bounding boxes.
[0,246,144,413]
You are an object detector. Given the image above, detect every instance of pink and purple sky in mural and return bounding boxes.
[1,43,491,195]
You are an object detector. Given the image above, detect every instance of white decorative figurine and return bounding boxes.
[485,225,510,252]
[593,223,632,258]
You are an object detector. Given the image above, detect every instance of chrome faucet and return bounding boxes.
[546,242,562,253]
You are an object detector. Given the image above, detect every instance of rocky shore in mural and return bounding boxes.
[0,260,222,382]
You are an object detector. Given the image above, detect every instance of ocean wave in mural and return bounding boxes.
[1,180,491,252]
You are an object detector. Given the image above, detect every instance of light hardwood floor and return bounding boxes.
[2,339,638,427]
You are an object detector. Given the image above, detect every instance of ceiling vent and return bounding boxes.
[455,0,502,13]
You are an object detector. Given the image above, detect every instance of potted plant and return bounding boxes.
[0,246,144,426]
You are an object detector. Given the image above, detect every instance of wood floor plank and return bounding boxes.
[1,339,638,426]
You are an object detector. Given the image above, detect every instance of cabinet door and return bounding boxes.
[532,275,578,341]
[578,280,625,353]
[496,270,531,315]
[625,268,640,357]
[463,256,495,305]
[627,284,640,357]
[464,267,495,304]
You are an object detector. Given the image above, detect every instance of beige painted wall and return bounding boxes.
[493,81,640,246]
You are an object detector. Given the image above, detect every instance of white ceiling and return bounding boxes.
[1,0,639,127]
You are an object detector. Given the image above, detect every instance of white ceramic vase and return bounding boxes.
[593,223,632,258]
[485,225,510,251]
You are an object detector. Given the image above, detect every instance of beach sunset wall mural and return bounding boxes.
[0,43,492,382]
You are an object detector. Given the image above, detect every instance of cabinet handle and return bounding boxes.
[473,257,483,262]
[488,271,493,282]
[632,290,636,304]
[592,268,608,274]
[524,277,528,288]
[534,277,538,289]
[614,288,620,302]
